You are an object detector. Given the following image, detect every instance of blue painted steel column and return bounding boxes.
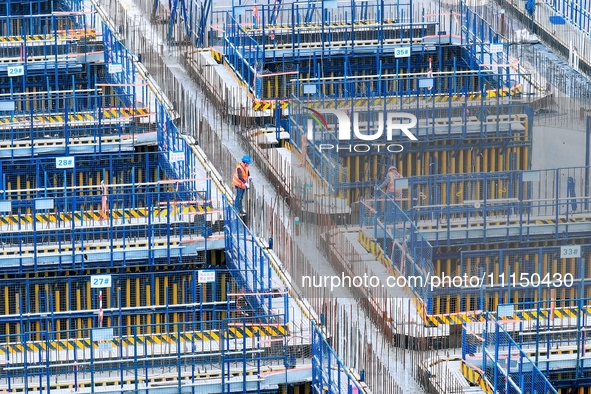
[576,277,585,378]
[133,325,139,392]
[165,290,170,335]
[177,322,182,391]
[73,344,78,392]
[586,116,590,210]
[221,313,227,394]
[118,290,124,387]
[19,295,28,394]
[144,337,149,388]
[545,299,552,368]
[555,170,560,239]
[242,317,247,394]
[38,345,42,394]
[90,328,95,394]
[275,100,281,144]
[492,313,499,393]
[534,282,541,366]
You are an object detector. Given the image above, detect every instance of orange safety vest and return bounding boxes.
[386,171,402,194]
[232,163,249,189]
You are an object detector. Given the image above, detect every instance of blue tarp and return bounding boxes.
[549,15,566,24]
[526,0,536,17]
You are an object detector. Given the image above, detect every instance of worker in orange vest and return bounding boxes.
[100,180,109,219]
[378,166,403,198]
[232,155,252,214]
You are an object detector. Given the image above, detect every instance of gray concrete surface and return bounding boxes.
[532,124,588,170]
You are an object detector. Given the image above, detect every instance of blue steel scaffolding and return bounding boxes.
[0,0,367,392]
[0,71,214,273]
[290,95,531,195]
[215,0,537,203]
[163,0,212,47]
[361,166,591,246]
[219,0,532,101]
[0,271,294,394]
[463,299,591,392]
[528,0,591,36]
[223,0,450,100]
[359,167,591,316]
[0,9,154,158]
[159,0,591,391]
[1,1,82,17]
[462,311,559,394]
[311,321,363,394]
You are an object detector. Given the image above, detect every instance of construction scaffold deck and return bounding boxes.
[461,299,591,393]
[0,1,367,393]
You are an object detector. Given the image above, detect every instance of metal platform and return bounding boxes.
[0,28,97,46]
[0,108,151,130]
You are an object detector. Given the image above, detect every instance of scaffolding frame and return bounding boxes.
[360,166,591,246]
[462,312,559,394]
[359,169,591,316]
[0,288,292,394]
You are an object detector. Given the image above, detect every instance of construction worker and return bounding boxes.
[378,166,404,198]
[462,104,470,123]
[232,155,252,214]
[100,180,109,219]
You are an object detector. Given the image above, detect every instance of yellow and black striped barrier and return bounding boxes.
[423,312,485,326]
[414,215,589,231]
[461,361,494,394]
[422,304,591,326]
[0,29,97,44]
[0,205,209,227]
[243,20,398,33]
[101,107,150,119]
[226,324,288,339]
[0,107,150,126]
[4,365,307,393]
[0,325,289,355]
[0,239,183,256]
[535,217,589,225]
[211,48,224,64]
[252,100,290,111]
[305,86,523,110]
[359,230,591,327]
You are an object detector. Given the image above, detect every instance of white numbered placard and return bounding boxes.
[56,156,75,169]
[169,150,184,163]
[7,65,24,77]
[108,63,123,73]
[560,245,581,258]
[394,47,411,58]
[198,270,216,283]
[489,43,503,53]
[91,275,112,288]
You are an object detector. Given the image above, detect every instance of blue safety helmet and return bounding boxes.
[242,155,252,164]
